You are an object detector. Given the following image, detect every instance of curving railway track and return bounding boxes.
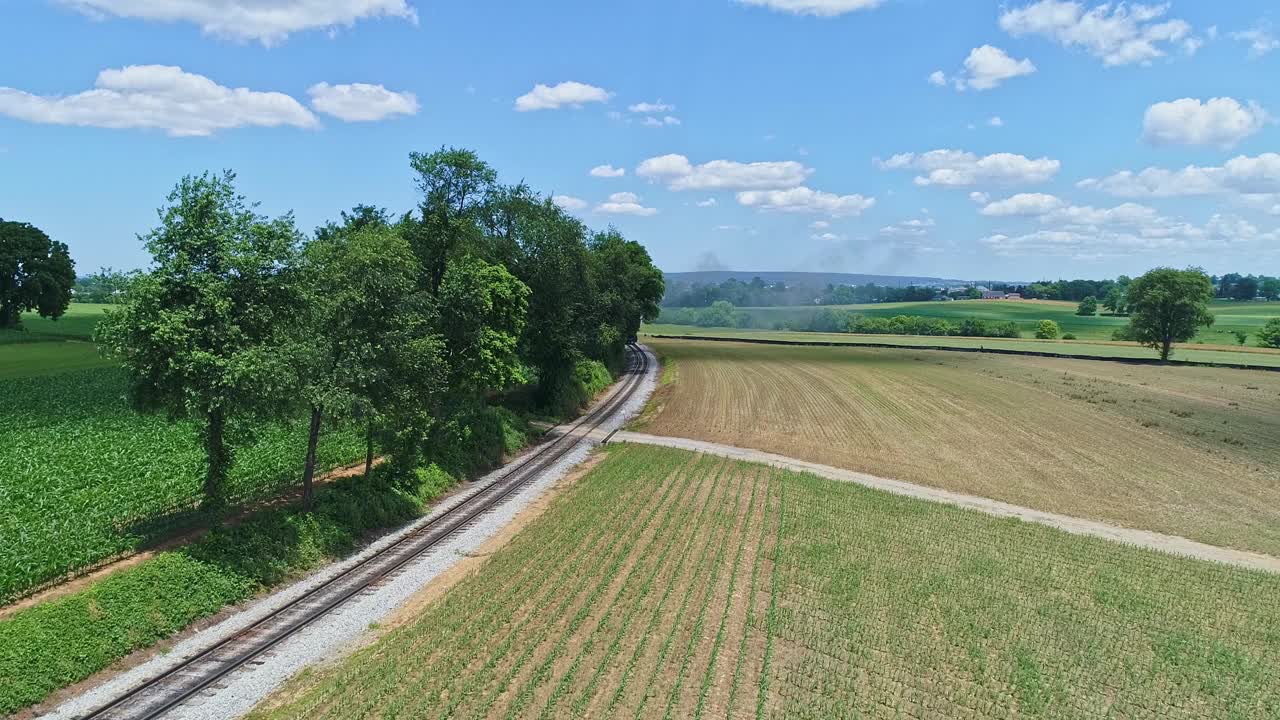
[75,344,651,720]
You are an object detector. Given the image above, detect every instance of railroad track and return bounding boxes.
[77,344,651,720]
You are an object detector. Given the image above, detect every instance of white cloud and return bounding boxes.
[878,149,1060,187]
[979,193,1063,216]
[999,0,1197,66]
[1233,27,1279,57]
[0,64,317,137]
[515,81,611,112]
[928,71,947,87]
[736,186,875,217]
[595,191,658,216]
[811,232,844,241]
[1079,153,1280,198]
[1142,97,1269,148]
[641,115,681,127]
[969,191,991,204]
[629,100,674,113]
[695,198,717,207]
[590,164,626,178]
[61,0,416,45]
[734,0,884,17]
[552,195,587,211]
[1042,202,1162,227]
[981,213,1278,258]
[880,217,936,236]
[988,116,1004,127]
[809,220,831,229]
[953,45,1036,91]
[637,153,811,191]
[307,82,417,122]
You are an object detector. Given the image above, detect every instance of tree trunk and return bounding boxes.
[203,407,229,516]
[363,421,375,482]
[0,302,17,330]
[301,406,323,511]
[1161,335,1173,361]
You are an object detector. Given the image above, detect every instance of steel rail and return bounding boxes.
[78,344,649,720]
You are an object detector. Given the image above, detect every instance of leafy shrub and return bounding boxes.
[1035,320,1061,340]
[423,405,533,478]
[1257,318,1280,349]
[1062,333,1077,340]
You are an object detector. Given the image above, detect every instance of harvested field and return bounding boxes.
[637,339,1280,557]
[251,444,1280,719]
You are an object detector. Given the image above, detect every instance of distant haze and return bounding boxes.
[664,271,1021,288]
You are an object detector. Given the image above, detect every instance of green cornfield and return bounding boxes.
[0,363,364,603]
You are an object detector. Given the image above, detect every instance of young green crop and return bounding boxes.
[0,365,364,603]
[248,444,1280,720]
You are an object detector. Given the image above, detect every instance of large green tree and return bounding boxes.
[95,171,304,512]
[587,229,665,368]
[294,218,444,508]
[0,219,75,329]
[1124,267,1215,361]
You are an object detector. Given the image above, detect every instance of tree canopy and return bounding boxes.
[95,171,305,510]
[0,219,75,329]
[1124,267,1215,361]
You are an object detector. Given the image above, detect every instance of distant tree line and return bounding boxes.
[663,272,1280,310]
[94,148,664,514]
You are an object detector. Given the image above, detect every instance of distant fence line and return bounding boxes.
[644,334,1280,372]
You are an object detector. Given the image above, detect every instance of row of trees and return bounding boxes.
[96,148,664,513]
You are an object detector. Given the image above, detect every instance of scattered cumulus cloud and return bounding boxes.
[981,213,1277,258]
[595,191,658,216]
[928,71,947,87]
[514,81,611,111]
[809,220,831,230]
[734,0,884,17]
[878,149,1060,187]
[552,195,587,211]
[979,193,1064,216]
[953,45,1036,91]
[1233,26,1279,57]
[696,198,717,207]
[812,232,844,241]
[998,0,1198,66]
[0,64,317,136]
[1142,97,1269,148]
[736,186,875,217]
[61,0,417,45]
[629,100,674,113]
[879,217,936,236]
[637,153,812,191]
[307,82,417,122]
[1078,154,1280,217]
[641,115,682,127]
[969,191,991,204]
[590,164,626,178]
[988,116,1004,127]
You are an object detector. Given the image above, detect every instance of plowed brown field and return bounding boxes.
[637,339,1280,557]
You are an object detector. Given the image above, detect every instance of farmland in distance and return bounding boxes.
[636,339,1280,557]
[251,444,1280,719]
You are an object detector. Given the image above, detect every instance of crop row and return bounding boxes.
[0,366,364,602]
[251,444,1280,719]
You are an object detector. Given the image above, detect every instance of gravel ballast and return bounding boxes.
[41,346,658,720]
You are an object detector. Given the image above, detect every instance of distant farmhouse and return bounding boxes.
[981,290,1006,300]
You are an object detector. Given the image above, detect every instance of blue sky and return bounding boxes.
[2,1,1278,281]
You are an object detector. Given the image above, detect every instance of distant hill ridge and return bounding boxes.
[664,271,1001,288]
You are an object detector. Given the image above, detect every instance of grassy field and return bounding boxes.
[636,339,1280,557]
[251,444,1280,719]
[0,302,110,344]
[643,324,1280,367]
[0,340,365,603]
[658,298,1280,346]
